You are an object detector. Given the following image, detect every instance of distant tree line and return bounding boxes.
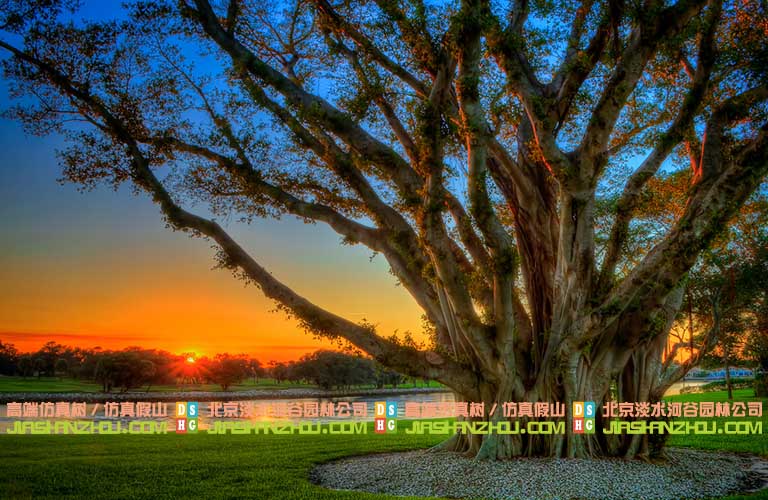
[269,350,423,390]
[0,342,422,392]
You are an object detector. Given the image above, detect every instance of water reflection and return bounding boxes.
[0,382,697,433]
[0,391,456,432]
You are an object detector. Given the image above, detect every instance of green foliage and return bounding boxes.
[290,350,376,390]
[0,340,19,376]
[206,353,250,391]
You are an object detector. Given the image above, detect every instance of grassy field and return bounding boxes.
[0,376,444,393]
[666,389,768,458]
[0,389,765,499]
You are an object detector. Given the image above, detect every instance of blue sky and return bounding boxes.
[0,1,424,358]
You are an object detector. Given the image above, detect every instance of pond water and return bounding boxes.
[0,391,456,432]
[0,382,704,433]
[664,380,708,396]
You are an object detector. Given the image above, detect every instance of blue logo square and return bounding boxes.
[188,402,199,417]
[386,402,397,418]
[584,401,596,418]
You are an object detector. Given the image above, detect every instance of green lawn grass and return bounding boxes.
[0,389,764,499]
[666,389,768,457]
[0,376,443,394]
[0,377,102,393]
[0,424,444,500]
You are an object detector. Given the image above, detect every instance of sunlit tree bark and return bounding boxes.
[1,0,767,458]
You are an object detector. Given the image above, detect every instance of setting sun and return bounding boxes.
[186,356,196,364]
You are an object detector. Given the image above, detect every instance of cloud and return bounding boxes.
[0,331,150,344]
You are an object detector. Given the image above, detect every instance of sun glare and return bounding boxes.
[186,356,196,364]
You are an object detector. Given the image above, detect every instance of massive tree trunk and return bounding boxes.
[428,287,685,459]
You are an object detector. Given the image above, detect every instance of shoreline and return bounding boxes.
[0,386,449,404]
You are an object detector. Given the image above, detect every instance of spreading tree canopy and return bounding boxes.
[1,0,767,458]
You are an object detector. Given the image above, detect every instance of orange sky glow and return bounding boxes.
[0,244,425,361]
[0,180,425,362]
[0,242,425,361]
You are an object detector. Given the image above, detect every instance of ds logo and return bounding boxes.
[572,401,596,434]
[374,401,397,434]
[175,401,199,434]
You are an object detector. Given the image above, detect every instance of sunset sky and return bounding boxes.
[0,1,425,361]
[0,120,424,360]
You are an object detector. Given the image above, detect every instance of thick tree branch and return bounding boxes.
[594,88,768,347]
[577,0,709,183]
[372,0,440,78]
[0,38,477,391]
[313,0,429,98]
[597,0,722,291]
[456,0,522,383]
[187,0,425,208]
[549,1,612,127]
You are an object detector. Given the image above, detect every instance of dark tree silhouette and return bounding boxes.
[207,353,250,390]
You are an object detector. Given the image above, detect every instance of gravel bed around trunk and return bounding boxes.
[311,448,767,500]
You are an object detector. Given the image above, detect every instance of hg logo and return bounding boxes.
[175,401,199,434]
[572,401,596,434]
[374,401,397,434]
